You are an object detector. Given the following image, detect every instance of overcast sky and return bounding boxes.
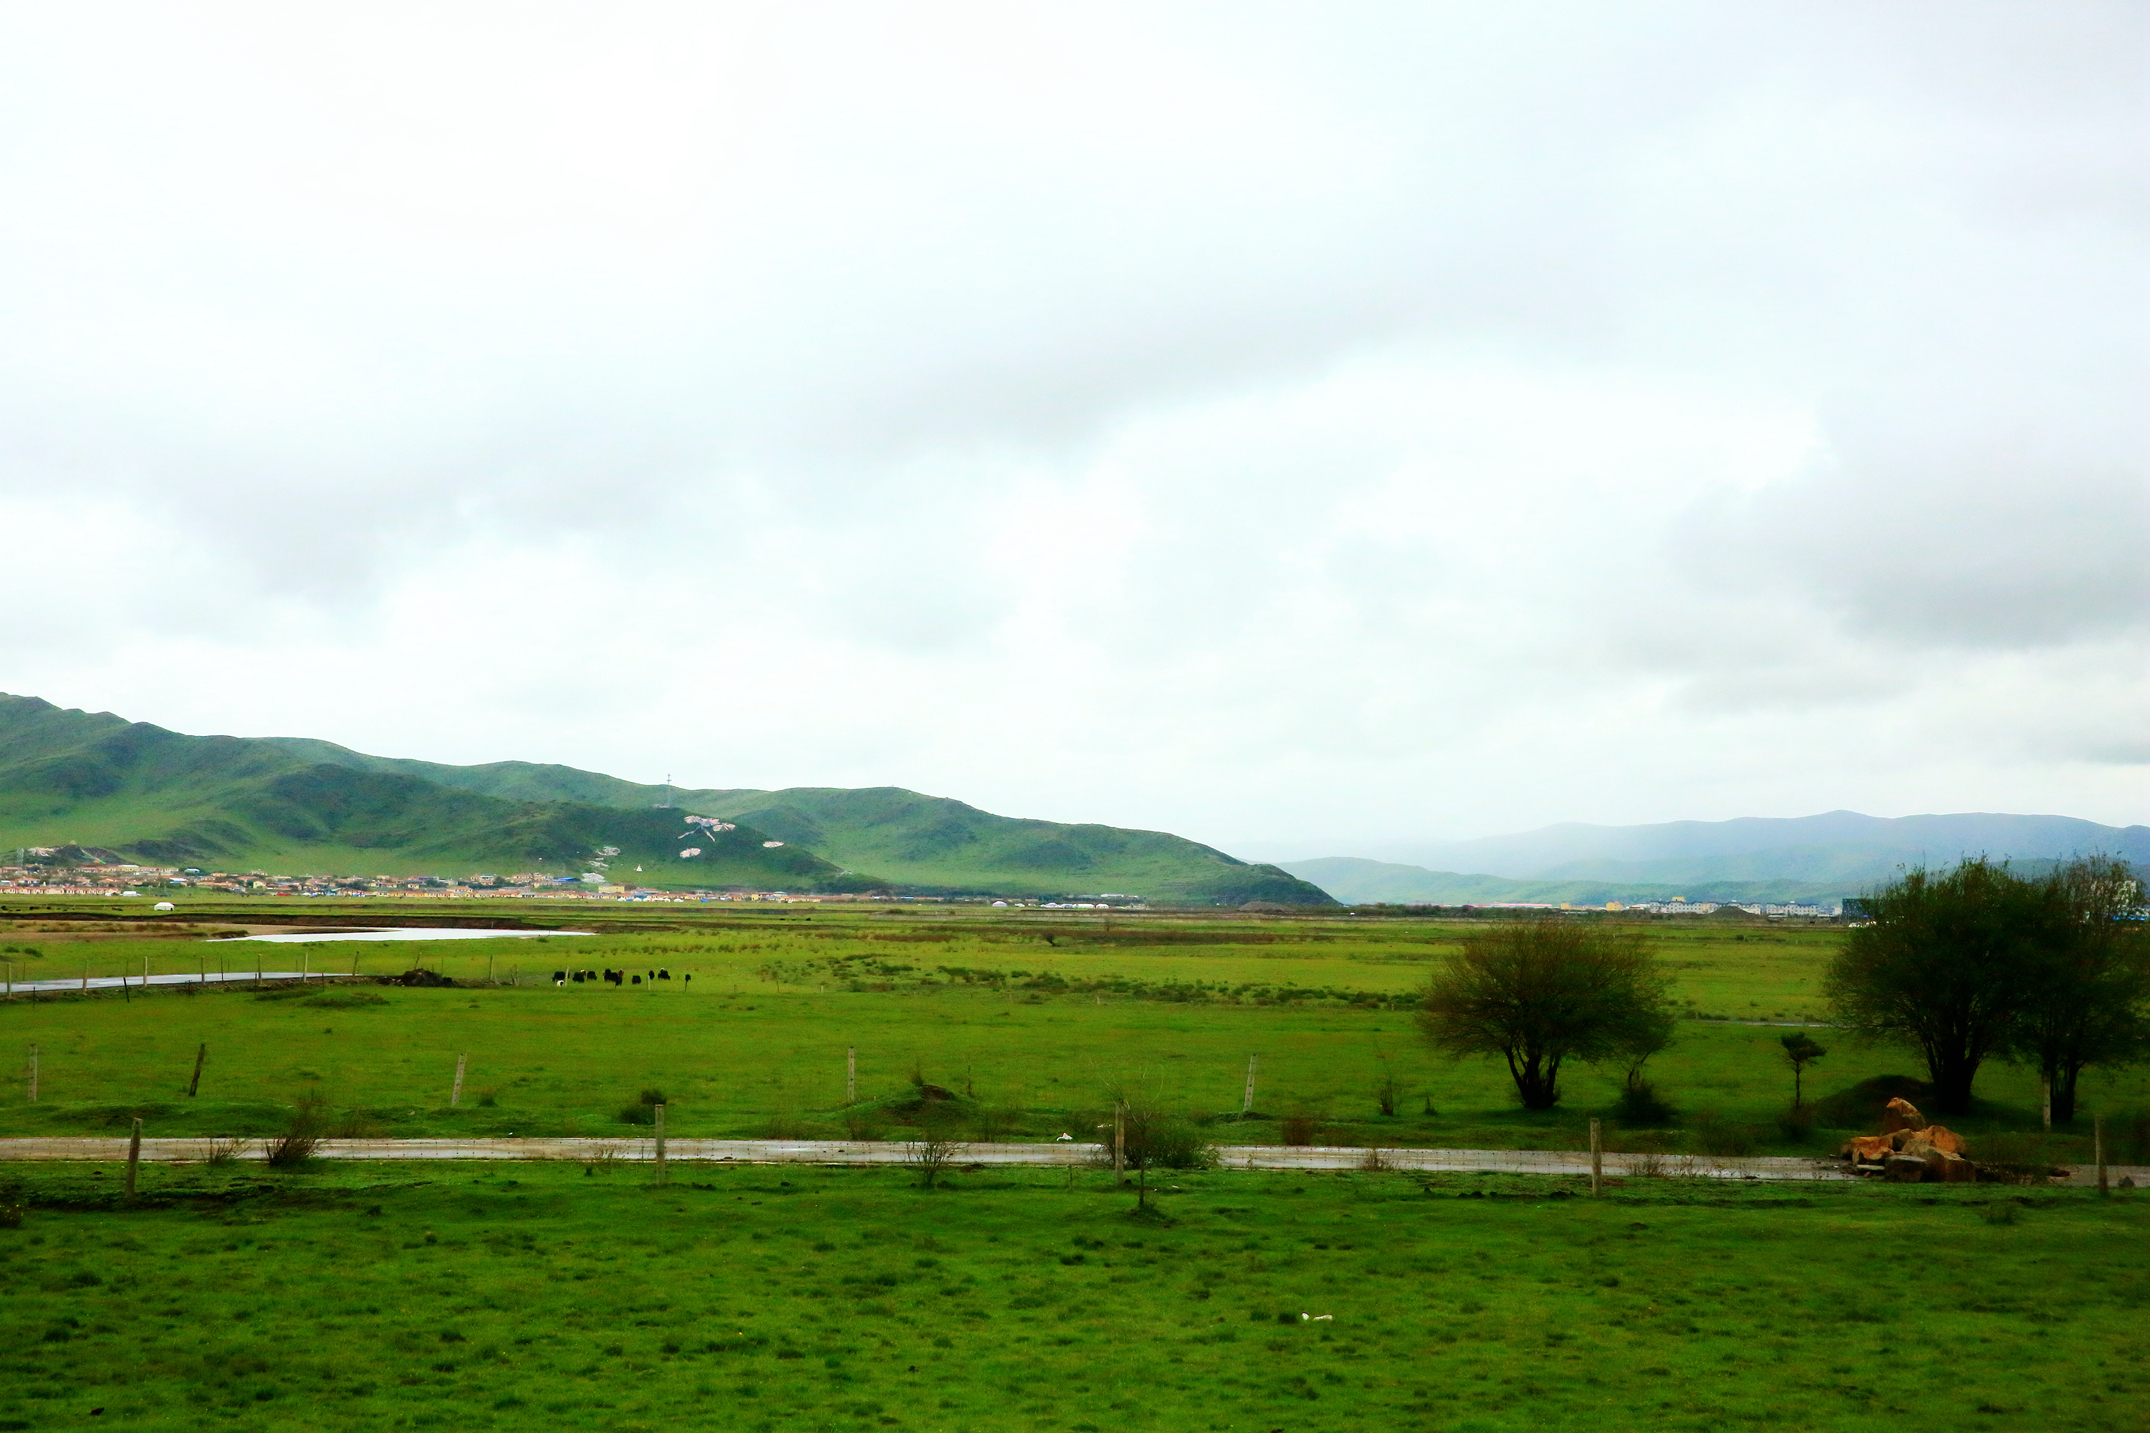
[1,2,2142,856]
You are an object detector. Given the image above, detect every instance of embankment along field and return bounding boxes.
[1,900,2146,1433]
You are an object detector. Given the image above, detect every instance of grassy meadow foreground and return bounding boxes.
[2,1160,2146,1433]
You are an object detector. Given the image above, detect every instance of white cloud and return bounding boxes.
[1,2,2142,850]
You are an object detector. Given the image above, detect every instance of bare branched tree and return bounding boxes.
[903,1107,965,1189]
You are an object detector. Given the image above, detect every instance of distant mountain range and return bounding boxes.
[0,694,1332,906]
[1282,811,2150,906]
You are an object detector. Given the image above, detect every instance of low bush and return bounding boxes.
[1616,1081,1676,1126]
[761,1112,810,1140]
[1690,1111,1758,1158]
[1775,1104,1817,1143]
[266,1105,324,1168]
[1375,1069,1402,1117]
[1971,1131,2064,1184]
[1280,1113,1322,1147]
[302,991,388,1010]
[2119,1110,2150,1165]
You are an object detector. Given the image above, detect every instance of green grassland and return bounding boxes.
[0,1159,2144,1432]
[1,904,2143,1162]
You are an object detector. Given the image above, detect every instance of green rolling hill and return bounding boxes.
[0,694,1332,906]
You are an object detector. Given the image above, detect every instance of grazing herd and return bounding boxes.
[553,968,692,988]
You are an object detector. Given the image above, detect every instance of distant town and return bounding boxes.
[0,850,1127,908]
[0,849,1841,916]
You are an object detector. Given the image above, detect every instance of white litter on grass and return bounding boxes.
[762,840,784,848]
[1055,1134,1073,1141]
[1301,1314,1333,1322]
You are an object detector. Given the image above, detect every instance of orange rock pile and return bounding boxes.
[1838,1097,1976,1183]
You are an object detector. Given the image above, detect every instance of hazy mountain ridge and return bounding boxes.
[0,694,1332,905]
[1347,811,2150,879]
[1285,811,2149,905]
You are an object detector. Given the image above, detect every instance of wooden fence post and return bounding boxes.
[126,1117,143,1196]
[847,1047,857,1104]
[1114,1102,1125,1184]
[451,1054,467,1108]
[1242,1055,1257,1116]
[2095,1114,2107,1197]
[188,1043,206,1098]
[26,1045,36,1103]
[1590,1118,1602,1197]
[2042,1075,2052,1131]
[654,1104,667,1185]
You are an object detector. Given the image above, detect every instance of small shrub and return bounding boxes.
[475,1089,499,1109]
[617,1104,654,1127]
[761,1112,809,1140]
[969,1106,1019,1143]
[1690,1111,1757,1158]
[204,1137,249,1166]
[1972,1132,2060,1184]
[1280,1113,1321,1147]
[841,1112,885,1141]
[1374,1069,1402,1118]
[0,1181,22,1229]
[1979,1202,2019,1226]
[904,1108,964,1188]
[266,1106,324,1168]
[2121,1110,2150,1165]
[301,991,387,1010]
[639,1088,666,1107]
[1776,1104,1817,1143]
[1619,1133,1672,1179]
[1616,1080,1676,1126]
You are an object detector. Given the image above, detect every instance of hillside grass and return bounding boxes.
[0,1160,2144,1432]
[1,903,2144,1161]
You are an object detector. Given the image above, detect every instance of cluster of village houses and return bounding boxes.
[0,855,1096,906]
[0,849,1838,915]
